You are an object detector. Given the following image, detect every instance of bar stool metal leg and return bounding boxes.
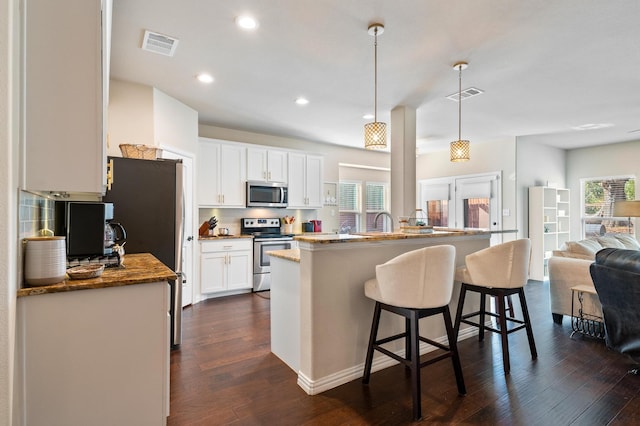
[519,288,538,359]
[362,302,382,384]
[496,290,511,374]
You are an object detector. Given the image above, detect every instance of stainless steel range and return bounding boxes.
[241,218,295,292]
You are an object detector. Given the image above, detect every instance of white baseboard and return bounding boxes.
[296,325,480,395]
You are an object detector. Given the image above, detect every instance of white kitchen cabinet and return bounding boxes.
[247,147,288,183]
[287,153,324,209]
[17,282,169,425]
[528,186,571,280]
[22,0,109,196]
[200,239,252,295]
[197,138,246,207]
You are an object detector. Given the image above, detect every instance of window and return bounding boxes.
[426,200,449,227]
[338,181,389,233]
[339,181,360,233]
[582,176,635,237]
[463,198,490,228]
[366,183,388,231]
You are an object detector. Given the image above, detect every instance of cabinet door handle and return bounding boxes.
[268,171,271,181]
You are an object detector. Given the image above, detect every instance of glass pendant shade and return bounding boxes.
[364,121,387,150]
[450,139,470,162]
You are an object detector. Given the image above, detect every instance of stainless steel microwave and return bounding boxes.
[246,181,288,208]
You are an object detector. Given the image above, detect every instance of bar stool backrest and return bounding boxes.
[375,245,456,309]
[464,239,531,289]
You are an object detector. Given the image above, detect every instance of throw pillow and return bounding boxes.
[597,236,626,248]
[565,239,603,257]
[614,234,640,250]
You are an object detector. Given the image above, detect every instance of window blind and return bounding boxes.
[422,183,450,201]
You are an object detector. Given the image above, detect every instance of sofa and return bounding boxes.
[590,248,640,363]
[548,234,640,324]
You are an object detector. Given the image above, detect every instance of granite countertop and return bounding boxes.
[294,228,490,244]
[268,248,300,263]
[199,235,253,240]
[18,253,177,297]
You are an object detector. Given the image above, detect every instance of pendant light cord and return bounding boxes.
[373,27,378,123]
[458,65,462,141]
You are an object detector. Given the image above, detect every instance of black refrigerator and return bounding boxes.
[103,156,184,348]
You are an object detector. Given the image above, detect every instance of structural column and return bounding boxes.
[390,105,417,224]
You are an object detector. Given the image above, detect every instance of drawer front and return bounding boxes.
[200,239,252,253]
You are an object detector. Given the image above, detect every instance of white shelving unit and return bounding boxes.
[529,186,571,280]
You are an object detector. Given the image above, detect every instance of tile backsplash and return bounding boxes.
[19,191,54,238]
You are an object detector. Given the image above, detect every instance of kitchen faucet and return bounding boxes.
[374,211,394,232]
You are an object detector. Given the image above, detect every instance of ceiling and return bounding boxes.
[110,0,640,154]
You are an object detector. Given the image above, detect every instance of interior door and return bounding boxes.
[162,149,194,307]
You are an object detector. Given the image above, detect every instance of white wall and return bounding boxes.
[2,0,19,423]
[107,80,198,157]
[107,80,154,156]
[566,140,640,238]
[516,138,566,238]
[153,88,198,154]
[416,139,518,236]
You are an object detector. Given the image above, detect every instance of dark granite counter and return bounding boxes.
[17,253,177,297]
[294,228,490,244]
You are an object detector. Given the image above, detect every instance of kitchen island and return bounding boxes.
[269,230,490,395]
[16,253,176,426]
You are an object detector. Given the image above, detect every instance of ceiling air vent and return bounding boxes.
[446,87,484,102]
[141,30,179,57]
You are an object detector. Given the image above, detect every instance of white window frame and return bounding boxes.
[580,174,636,237]
[338,180,389,233]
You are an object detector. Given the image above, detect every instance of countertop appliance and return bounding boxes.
[103,157,185,348]
[54,201,122,267]
[241,218,294,291]
[246,181,288,208]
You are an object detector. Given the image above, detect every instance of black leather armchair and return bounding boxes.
[590,248,640,364]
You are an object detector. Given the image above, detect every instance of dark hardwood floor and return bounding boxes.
[168,282,640,425]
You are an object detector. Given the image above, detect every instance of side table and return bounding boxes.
[570,284,605,339]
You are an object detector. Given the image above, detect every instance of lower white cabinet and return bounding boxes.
[17,282,170,426]
[200,239,252,294]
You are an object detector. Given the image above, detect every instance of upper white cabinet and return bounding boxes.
[528,186,571,280]
[22,0,109,195]
[197,138,246,207]
[288,153,324,209]
[247,148,288,183]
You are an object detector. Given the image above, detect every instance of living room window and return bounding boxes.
[581,175,636,237]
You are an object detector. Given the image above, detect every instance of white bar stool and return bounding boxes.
[453,239,537,374]
[362,245,466,421]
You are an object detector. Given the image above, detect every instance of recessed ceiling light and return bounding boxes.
[363,114,374,120]
[571,123,613,131]
[295,97,309,105]
[235,15,258,30]
[196,73,214,84]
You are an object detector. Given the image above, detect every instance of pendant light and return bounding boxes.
[450,62,470,162]
[364,23,387,150]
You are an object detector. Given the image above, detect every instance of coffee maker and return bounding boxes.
[54,202,126,264]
